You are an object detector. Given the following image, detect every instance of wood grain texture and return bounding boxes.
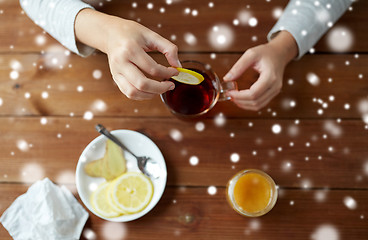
[0,117,367,189]
[0,53,367,118]
[0,0,367,239]
[0,0,366,52]
[0,184,367,240]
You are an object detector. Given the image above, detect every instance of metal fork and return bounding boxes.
[95,124,160,179]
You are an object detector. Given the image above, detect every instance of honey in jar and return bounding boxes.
[227,169,277,217]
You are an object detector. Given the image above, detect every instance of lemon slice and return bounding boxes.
[91,181,122,218]
[111,172,153,213]
[107,179,127,214]
[171,67,204,85]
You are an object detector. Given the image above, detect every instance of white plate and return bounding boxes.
[76,129,167,222]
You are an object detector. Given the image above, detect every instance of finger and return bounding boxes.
[112,73,156,100]
[223,49,258,82]
[131,48,178,79]
[147,32,182,68]
[227,70,274,102]
[231,85,280,111]
[120,63,175,94]
[255,89,280,109]
[233,90,278,111]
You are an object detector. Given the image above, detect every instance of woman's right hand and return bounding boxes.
[75,9,181,100]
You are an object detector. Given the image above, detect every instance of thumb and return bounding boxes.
[223,49,258,82]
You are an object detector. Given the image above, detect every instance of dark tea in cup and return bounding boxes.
[161,68,216,115]
[161,61,237,118]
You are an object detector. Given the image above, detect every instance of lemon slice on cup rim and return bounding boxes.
[171,67,204,85]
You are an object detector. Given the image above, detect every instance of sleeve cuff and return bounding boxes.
[63,3,95,57]
[267,0,353,60]
[267,26,306,60]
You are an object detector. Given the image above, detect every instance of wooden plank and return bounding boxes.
[0,53,367,118]
[0,0,367,52]
[0,184,367,239]
[0,117,367,189]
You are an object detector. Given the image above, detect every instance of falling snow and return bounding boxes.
[248,17,258,27]
[323,120,343,138]
[311,224,340,240]
[343,196,357,210]
[358,99,368,124]
[10,70,19,80]
[0,2,366,239]
[195,122,205,132]
[184,8,190,15]
[249,219,261,230]
[189,156,199,166]
[40,117,47,125]
[147,3,154,10]
[301,179,312,189]
[169,129,183,142]
[16,139,30,152]
[272,7,283,19]
[281,161,292,172]
[35,34,46,46]
[20,163,45,183]
[272,124,282,134]
[101,222,127,239]
[327,26,353,52]
[91,99,107,112]
[208,24,234,50]
[214,113,226,127]
[237,9,251,25]
[43,45,70,69]
[207,186,217,195]
[83,229,97,240]
[306,72,320,86]
[88,182,98,192]
[77,86,84,92]
[230,153,240,163]
[281,98,297,110]
[41,91,49,99]
[363,161,368,176]
[315,190,328,203]
[83,111,94,120]
[184,32,197,45]
[10,59,22,70]
[92,69,102,79]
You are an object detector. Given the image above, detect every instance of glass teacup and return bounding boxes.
[161,60,237,118]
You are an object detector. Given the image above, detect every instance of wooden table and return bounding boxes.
[1,0,368,239]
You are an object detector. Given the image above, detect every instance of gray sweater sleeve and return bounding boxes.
[267,0,352,59]
[20,0,95,57]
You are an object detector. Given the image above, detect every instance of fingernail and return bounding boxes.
[224,73,233,81]
[169,84,175,90]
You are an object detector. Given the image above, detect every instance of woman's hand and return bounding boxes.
[223,31,298,111]
[75,9,181,100]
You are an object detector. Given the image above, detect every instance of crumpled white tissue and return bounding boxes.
[0,178,88,240]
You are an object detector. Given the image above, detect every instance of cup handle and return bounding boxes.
[219,81,238,101]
